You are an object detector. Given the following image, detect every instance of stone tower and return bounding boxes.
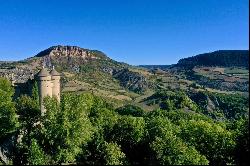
[37,67,53,114]
[37,66,61,114]
[50,66,61,102]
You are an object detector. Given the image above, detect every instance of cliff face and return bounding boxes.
[33,45,110,68]
[36,45,108,60]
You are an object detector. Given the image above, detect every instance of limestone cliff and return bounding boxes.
[36,45,108,60]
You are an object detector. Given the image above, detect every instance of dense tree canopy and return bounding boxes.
[0,76,249,165]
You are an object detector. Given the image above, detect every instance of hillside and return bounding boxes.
[146,50,249,93]
[0,47,249,108]
[176,50,249,68]
[0,46,249,165]
[138,65,173,70]
[0,45,154,107]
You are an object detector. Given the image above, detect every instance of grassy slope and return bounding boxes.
[0,48,248,112]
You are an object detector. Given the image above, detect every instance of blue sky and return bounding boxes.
[0,0,248,65]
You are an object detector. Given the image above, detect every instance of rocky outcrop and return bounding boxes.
[33,45,111,71]
[113,68,150,93]
[36,45,108,60]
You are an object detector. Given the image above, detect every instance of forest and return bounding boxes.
[0,77,249,165]
[177,50,249,68]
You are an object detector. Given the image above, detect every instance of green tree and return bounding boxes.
[14,95,41,165]
[110,116,145,146]
[161,109,214,126]
[145,113,208,165]
[16,95,40,126]
[77,132,106,165]
[179,119,235,164]
[231,118,249,165]
[41,94,94,164]
[78,104,121,165]
[151,136,208,165]
[0,77,18,139]
[31,81,39,105]
[115,104,145,117]
[27,139,48,165]
[161,99,174,111]
[90,108,119,140]
[102,141,127,165]
[78,134,128,165]
[109,116,146,164]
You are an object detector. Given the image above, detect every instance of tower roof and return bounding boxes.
[50,66,60,76]
[37,67,50,77]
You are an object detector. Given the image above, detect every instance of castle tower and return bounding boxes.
[37,67,52,114]
[10,73,15,86]
[50,66,61,102]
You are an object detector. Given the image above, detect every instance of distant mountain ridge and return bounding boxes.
[138,65,174,70]
[0,47,248,96]
[177,50,249,68]
[139,50,249,70]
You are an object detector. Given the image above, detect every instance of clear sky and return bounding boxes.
[0,0,248,65]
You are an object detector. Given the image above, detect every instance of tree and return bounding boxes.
[163,109,213,125]
[41,94,94,164]
[14,95,41,165]
[102,141,127,165]
[78,101,123,165]
[78,135,128,165]
[0,77,19,139]
[27,139,48,165]
[231,118,249,165]
[110,116,145,146]
[179,119,235,164]
[145,113,208,165]
[160,99,174,111]
[151,136,208,165]
[115,104,145,117]
[109,116,146,164]
[31,81,39,105]
[16,95,40,126]
[90,108,119,140]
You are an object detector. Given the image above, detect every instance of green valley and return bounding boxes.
[0,46,249,165]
